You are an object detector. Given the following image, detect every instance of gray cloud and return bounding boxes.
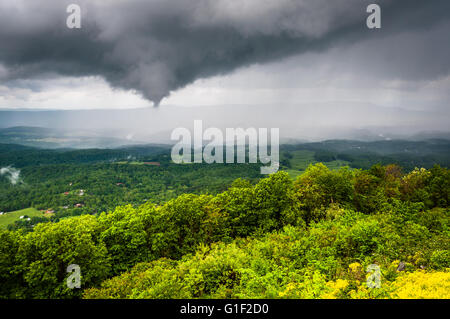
[0,0,449,106]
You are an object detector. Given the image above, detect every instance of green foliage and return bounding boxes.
[294,164,354,223]
[0,163,449,299]
[84,204,449,299]
[430,250,450,269]
[0,162,261,229]
[149,194,214,259]
[98,205,155,274]
[0,229,23,298]
[353,170,386,214]
[3,216,110,298]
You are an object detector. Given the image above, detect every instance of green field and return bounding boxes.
[282,150,351,178]
[0,208,43,229]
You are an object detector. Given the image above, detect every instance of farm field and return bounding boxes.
[282,150,351,178]
[0,207,43,229]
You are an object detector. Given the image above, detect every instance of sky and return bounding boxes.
[0,0,449,134]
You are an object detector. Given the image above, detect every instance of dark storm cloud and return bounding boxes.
[0,0,449,106]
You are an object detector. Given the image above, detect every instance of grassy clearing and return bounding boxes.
[0,207,43,229]
[282,150,351,178]
[288,150,316,171]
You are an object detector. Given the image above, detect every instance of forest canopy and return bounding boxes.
[0,163,448,299]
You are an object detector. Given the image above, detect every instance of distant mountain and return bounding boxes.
[0,103,448,147]
[0,143,36,152]
[0,126,145,149]
[410,131,450,141]
[286,139,450,156]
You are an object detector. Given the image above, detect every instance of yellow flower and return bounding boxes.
[335,279,349,290]
[323,279,349,298]
[391,270,450,299]
[349,262,362,273]
[391,260,400,267]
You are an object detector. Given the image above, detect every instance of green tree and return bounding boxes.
[16,215,110,298]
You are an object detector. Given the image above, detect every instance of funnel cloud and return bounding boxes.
[1,0,450,106]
